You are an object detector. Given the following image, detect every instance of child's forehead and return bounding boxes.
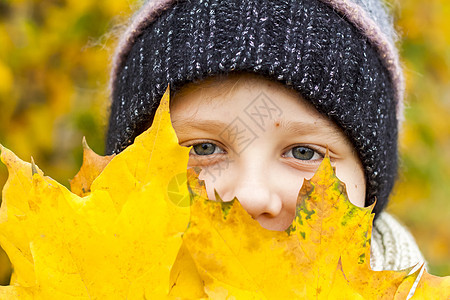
[170,72,348,143]
[172,72,297,104]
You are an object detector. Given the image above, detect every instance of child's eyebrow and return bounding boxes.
[171,119,228,135]
[278,120,343,138]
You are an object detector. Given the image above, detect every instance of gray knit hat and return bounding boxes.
[106,0,403,216]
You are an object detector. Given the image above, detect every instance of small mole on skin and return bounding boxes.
[274,121,280,127]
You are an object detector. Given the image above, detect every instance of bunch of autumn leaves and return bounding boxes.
[0,89,448,299]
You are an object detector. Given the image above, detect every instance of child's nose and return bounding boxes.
[231,183,283,221]
[221,166,283,221]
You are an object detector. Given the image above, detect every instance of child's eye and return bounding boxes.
[190,142,225,156]
[284,146,322,161]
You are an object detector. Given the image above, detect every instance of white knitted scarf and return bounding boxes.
[370,212,426,271]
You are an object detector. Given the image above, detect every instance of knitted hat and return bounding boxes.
[106,0,403,216]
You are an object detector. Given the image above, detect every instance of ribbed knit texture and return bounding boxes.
[371,212,426,271]
[110,0,404,117]
[107,0,398,216]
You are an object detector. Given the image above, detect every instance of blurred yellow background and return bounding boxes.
[0,0,449,285]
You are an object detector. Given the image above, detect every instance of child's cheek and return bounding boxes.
[335,161,366,207]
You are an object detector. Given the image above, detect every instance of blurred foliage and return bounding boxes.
[388,0,450,277]
[0,0,448,286]
[0,0,139,285]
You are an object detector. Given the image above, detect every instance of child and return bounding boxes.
[106,0,425,271]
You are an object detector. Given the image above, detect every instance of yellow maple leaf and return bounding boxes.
[0,87,200,299]
[0,86,448,299]
[69,137,115,197]
[182,155,450,298]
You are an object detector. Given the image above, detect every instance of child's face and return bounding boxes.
[170,74,365,231]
